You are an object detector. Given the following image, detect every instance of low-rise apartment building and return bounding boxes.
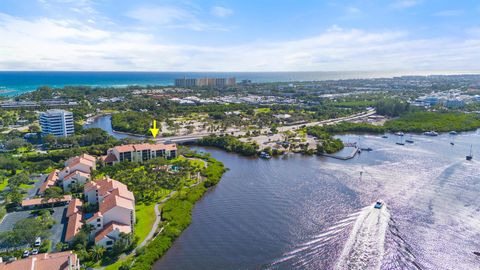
[101,143,177,166]
[84,177,135,250]
[38,154,96,194]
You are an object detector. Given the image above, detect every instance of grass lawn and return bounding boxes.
[254,108,271,114]
[134,203,157,244]
[103,256,131,270]
[0,179,8,191]
[19,183,34,189]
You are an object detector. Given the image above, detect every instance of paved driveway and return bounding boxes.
[26,174,46,199]
[50,206,67,251]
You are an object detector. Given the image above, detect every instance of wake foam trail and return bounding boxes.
[268,210,362,269]
[381,217,423,270]
[334,204,390,270]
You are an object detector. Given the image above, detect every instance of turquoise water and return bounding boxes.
[0,70,449,96]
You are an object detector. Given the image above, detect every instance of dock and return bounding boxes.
[320,147,360,160]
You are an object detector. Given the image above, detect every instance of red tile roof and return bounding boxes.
[66,199,82,218]
[94,177,134,202]
[0,251,78,270]
[102,153,118,163]
[65,212,83,242]
[99,194,134,214]
[66,158,94,172]
[63,170,90,181]
[86,212,102,223]
[94,221,131,243]
[80,153,96,163]
[39,170,59,194]
[22,195,72,207]
[112,143,177,153]
[112,144,135,152]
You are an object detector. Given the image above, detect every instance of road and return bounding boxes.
[154,109,376,143]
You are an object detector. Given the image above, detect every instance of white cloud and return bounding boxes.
[126,6,211,31]
[392,0,422,9]
[211,6,233,18]
[0,13,479,72]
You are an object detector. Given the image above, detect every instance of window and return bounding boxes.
[97,218,101,222]
[106,241,113,245]
[97,224,101,227]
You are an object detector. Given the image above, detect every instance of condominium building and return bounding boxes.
[38,154,96,194]
[101,143,177,165]
[84,177,135,250]
[174,77,236,88]
[39,109,74,137]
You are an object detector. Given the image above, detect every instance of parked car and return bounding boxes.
[32,248,39,255]
[22,250,30,258]
[34,237,41,247]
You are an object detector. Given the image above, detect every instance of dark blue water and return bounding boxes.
[0,71,439,96]
[86,115,480,270]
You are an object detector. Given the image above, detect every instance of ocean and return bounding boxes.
[0,70,466,97]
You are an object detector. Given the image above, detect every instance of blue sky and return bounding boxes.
[0,0,479,71]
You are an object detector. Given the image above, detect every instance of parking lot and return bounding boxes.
[0,205,67,251]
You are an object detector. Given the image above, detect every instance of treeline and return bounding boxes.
[306,126,344,154]
[375,98,411,117]
[196,135,258,156]
[321,122,386,134]
[385,112,480,132]
[111,112,153,135]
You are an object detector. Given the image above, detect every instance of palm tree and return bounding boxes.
[89,245,106,261]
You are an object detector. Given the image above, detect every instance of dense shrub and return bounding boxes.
[197,135,258,156]
[385,112,480,132]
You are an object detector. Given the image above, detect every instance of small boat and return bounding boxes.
[449,131,458,135]
[395,132,404,136]
[259,152,271,159]
[450,142,455,146]
[424,131,439,136]
[474,251,480,257]
[360,147,373,151]
[381,134,388,139]
[374,200,384,209]
[396,136,405,145]
[405,135,414,143]
[466,145,473,161]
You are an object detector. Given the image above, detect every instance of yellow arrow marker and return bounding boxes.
[149,119,159,138]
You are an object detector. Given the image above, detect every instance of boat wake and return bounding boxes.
[269,204,422,270]
[335,204,390,270]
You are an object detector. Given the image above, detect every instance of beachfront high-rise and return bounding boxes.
[39,109,75,137]
[175,77,236,88]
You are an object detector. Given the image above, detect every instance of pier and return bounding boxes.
[320,146,360,160]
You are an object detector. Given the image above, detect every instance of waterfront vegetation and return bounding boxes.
[320,122,386,134]
[385,112,480,132]
[129,154,225,270]
[306,126,344,154]
[197,134,259,156]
